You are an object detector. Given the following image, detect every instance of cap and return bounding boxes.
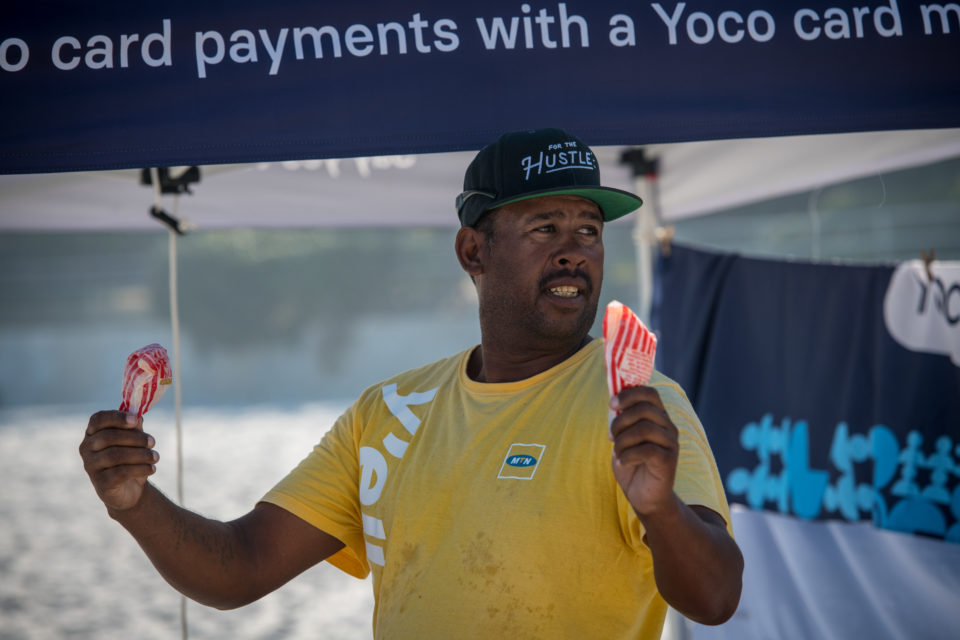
[456,128,643,227]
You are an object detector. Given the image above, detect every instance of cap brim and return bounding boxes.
[492,186,642,222]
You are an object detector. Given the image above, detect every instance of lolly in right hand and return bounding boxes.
[603,300,657,403]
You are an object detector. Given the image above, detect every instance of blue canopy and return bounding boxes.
[2,0,959,173]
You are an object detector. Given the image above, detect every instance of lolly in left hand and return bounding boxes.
[603,300,657,400]
[119,343,172,418]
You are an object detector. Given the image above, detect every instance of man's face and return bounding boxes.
[474,194,604,349]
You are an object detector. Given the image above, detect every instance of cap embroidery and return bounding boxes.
[521,148,597,181]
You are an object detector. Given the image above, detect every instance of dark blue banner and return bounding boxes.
[653,244,960,541]
[2,1,959,173]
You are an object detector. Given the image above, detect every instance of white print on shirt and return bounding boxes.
[358,383,438,566]
[497,443,547,480]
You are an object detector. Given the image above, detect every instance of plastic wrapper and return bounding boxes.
[119,343,172,417]
[603,300,657,400]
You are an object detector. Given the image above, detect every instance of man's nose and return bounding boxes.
[552,233,588,268]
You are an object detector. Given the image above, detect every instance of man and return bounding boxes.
[80,128,743,638]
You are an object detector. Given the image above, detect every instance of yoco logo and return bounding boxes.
[915,273,960,324]
[520,141,596,180]
[883,260,960,365]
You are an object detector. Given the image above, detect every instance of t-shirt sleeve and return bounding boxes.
[657,376,734,535]
[260,402,370,579]
[616,373,734,547]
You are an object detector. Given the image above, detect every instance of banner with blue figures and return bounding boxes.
[653,245,960,541]
[726,415,959,541]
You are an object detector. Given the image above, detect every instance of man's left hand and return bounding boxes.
[609,386,679,516]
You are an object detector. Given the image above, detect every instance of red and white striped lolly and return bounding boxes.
[119,343,172,418]
[603,300,657,400]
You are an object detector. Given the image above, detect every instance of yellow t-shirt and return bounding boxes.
[262,339,731,639]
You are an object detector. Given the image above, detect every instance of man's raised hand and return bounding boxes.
[609,386,679,517]
[80,410,159,512]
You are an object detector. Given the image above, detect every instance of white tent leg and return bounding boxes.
[627,161,688,640]
[632,173,661,326]
[661,606,692,640]
[168,214,188,640]
[168,197,185,509]
[808,186,823,260]
[150,168,188,640]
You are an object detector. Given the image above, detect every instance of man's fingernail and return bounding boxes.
[146,436,156,448]
[126,413,138,425]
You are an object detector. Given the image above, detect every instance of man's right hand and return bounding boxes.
[79,410,159,512]
[79,409,346,609]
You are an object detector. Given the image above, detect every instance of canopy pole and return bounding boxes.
[168,195,185,508]
[149,168,189,640]
[620,149,688,640]
[620,151,689,639]
[807,186,823,260]
[169,218,188,640]
[633,180,658,325]
[620,149,661,325]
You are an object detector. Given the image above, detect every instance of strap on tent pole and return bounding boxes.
[148,167,189,640]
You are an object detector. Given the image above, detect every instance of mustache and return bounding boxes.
[538,269,594,293]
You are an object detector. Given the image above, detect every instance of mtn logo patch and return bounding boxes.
[497,443,546,480]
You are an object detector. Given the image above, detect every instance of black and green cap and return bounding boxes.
[455,128,643,227]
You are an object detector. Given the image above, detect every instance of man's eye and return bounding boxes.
[579,226,600,236]
[534,225,555,233]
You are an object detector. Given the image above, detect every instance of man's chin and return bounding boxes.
[536,306,597,344]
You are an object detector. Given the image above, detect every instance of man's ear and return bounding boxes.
[455,226,485,277]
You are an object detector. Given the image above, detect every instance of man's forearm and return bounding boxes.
[639,495,743,625]
[109,482,260,609]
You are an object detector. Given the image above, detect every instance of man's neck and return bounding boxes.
[467,335,593,383]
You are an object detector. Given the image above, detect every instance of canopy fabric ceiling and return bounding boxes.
[2,128,959,231]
